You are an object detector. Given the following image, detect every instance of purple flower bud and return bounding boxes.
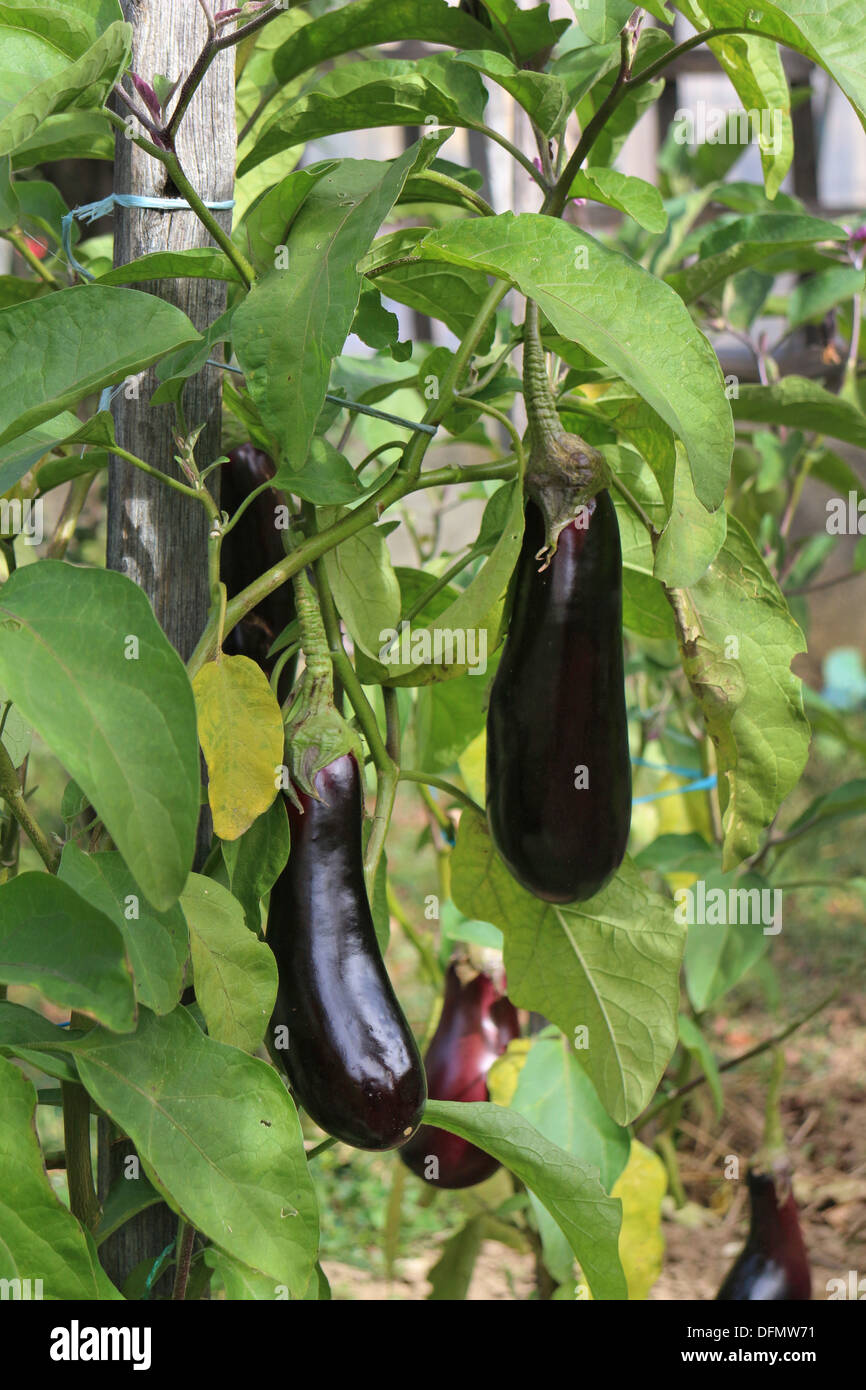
[130,73,162,122]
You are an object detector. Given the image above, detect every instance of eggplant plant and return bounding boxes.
[0,0,863,1307]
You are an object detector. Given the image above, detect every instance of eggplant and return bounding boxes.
[486,495,631,903]
[221,444,296,700]
[716,1169,811,1300]
[266,754,426,1150]
[401,961,520,1188]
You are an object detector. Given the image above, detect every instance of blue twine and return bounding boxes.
[143,1240,176,1297]
[633,774,717,806]
[61,193,235,281]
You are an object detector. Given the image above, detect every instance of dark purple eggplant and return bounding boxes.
[221,444,295,700]
[716,1169,811,1301]
[266,754,426,1150]
[401,961,520,1188]
[486,495,631,903]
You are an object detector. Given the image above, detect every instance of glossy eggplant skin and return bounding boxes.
[266,754,426,1151]
[486,494,631,904]
[221,444,295,700]
[401,964,520,1189]
[717,1171,811,1300]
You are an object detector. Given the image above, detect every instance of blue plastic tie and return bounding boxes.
[61,193,235,281]
[143,1240,176,1298]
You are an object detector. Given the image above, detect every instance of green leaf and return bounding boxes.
[181,874,277,1054]
[509,1034,631,1283]
[670,516,810,869]
[682,871,773,1009]
[0,19,129,158]
[677,5,793,199]
[568,167,667,233]
[270,0,506,88]
[666,214,847,303]
[788,265,866,328]
[192,655,283,843]
[239,57,487,177]
[377,482,525,684]
[371,255,497,348]
[569,0,635,43]
[427,1215,486,1300]
[0,872,135,1030]
[634,832,720,878]
[677,1014,723,1120]
[58,845,188,1017]
[454,50,569,136]
[11,109,112,168]
[94,248,243,286]
[690,1,866,134]
[423,1099,626,1300]
[654,442,728,587]
[415,666,491,773]
[732,376,866,447]
[64,1007,319,1295]
[0,561,200,910]
[421,213,733,510]
[95,1169,162,1248]
[0,1056,122,1299]
[452,813,686,1125]
[785,777,866,838]
[221,795,290,934]
[234,164,334,276]
[0,286,200,448]
[0,1000,85,1059]
[322,521,401,660]
[234,146,431,469]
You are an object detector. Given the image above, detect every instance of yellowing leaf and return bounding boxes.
[487,1037,531,1108]
[610,1140,667,1300]
[193,655,283,841]
[457,729,486,808]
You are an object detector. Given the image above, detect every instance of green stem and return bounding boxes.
[522,299,561,445]
[307,1136,338,1160]
[471,122,548,188]
[188,286,510,677]
[404,546,481,623]
[171,1219,197,1300]
[314,556,397,894]
[609,471,657,535]
[411,168,495,217]
[761,1047,786,1159]
[0,740,58,871]
[453,394,526,473]
[46,471,97,559]
[1,228,62,287]
[163,151,255,287]
[62,1076,99,1231]
[655,1131,687,1208]
[111,443,213,508]
[387,883,442,988]
[398,769,482,818]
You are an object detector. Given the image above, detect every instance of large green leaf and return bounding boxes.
[454,50,569,136]
[424,1099,626,1300]
[667,516,809,869]
[238,57,488,177]
[509,1034,631,1283]
[270,0,507,88]
[0,19,129,158]
[221,795,290,934]
[451,813,686,1125]
[181,874,278,1054]
[667,214,847,302]
[0,562,200,911]
[233,146,432,468]
[0,286,200,447]
[11,109,113,167]
[676,4,793,200]
[322,519,401,660]
[0,1056,122,1299]
[732,376,866,447]
[61,1007,319,1296]
[568,167,667,234]
[94,248,243,286]
[682,871,773,1009]
[58,845,188,1016]
[421,213,733,510]
[0,873,134,1030]
[691,1,866,132]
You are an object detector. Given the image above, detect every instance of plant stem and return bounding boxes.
[165,3,284,142]
[47,471,97,559]
[412,169,495,217]
[471,123,547,187]
[314,556,397,894]
[387,883,442,987]
[609,472,657,535]
[171,1219,197,1300]
[635,993,836,1133]
[0,740,58,871]
[1,229,62,287]
[109,442,209,506]
[655,1131,687,1207]
[306,1136,338,1160]
[453,394,526,473]
[62,1075,99,1231]
[398,769,483,817]
[162,151,254,287]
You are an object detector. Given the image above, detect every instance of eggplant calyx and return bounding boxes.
[283,671,363,806]
[526,432,610,563]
